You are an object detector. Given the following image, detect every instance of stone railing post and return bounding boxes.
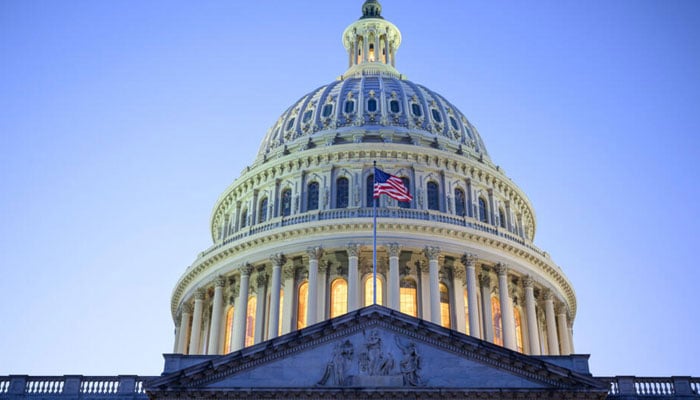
[616,376,636,396]
[8,375,27,395]
[117,375,137,394]
[63,375,82,397]
[672,376,695,397]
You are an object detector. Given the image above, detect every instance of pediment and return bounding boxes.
[148,306,606,398]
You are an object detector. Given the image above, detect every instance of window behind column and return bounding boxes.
[478,198,488,223]
[514,307,524,352]
[240,209,248,228]
[335,177,349,208]
[400,278,418,317]
[427,181,440,211]
[307,182,319,211]
[439,283,451,328]
[223,306,234,354]
[281,189,292,217]
[245,295,256,347]
[491,296,503,346]
[258,198,268,223]
[455,188,466,216]
[297,281,308,330]
[330,278,348,317]
[366,174,375,207]
[463,288,470,335]
[398,177,411,209]
[498,208,506,228]
[364,275,383,306]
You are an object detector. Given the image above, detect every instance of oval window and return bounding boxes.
[390,100,400,113]
[411,103,422,117]
[450,116,459,130]
[302,110,313,123]
[367,98,378,112]
[431,108,442,123]
[322,104,334,117]
[344,100,355,114]
[286,118,295,131]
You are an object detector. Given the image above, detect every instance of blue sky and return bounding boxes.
[1,0,698,377]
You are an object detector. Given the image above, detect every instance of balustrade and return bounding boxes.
[602,376,700,398]
[0,375,156,399]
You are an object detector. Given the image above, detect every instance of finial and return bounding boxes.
[361,0,383,19]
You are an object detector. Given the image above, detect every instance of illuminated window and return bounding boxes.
[514,307,524,353]
[499,208,507,228]
[463,289,470,335]
[297,281,308,330]
[478,198,488,223]
[491,296,503,346]
[281,189,292,217]
[330,279,348,318]
[245,295,256,347]
[398,177,411,209]
[400,279,417,317]
[258,198,268,223]
[240,208,248,228]
[336,177,349,208]
[366,174,375,207]
[439,283,451,329]
[307,182,319,211]
[364,276,383,306]
[454,188,466,216]
[223,306,234,354]
[278,289,283,336]
[368,43,375,61]
[427,181,439,211]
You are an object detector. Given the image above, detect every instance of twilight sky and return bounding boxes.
[1,0,699,377]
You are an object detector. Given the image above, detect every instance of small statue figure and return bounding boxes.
[395,336,424,386]
[359,330,394,376]
[318,340,354,386]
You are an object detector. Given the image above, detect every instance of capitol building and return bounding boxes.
[1,2,697,399]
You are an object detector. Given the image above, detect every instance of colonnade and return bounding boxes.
[173,245,574,357]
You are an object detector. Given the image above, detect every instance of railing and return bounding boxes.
[602,376,700,398]
[199,207,547,261]
[0,375,156,399]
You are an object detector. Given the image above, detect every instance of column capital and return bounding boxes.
[416,260,429,273]
[423,246,441,261]
[387,243,401,257]
[318,260,331,274]
[346,243,361,257]
[494,262,509,276]
[555,303,567,315]
[194,288,207,301]
[479,272,491,287]
[256,272,269,287]
[307,246,324,261]
[240,263,254,277]
[543,289,554,301]
[452,264,466,284]
[522,275,534,289]
[282,264,296,281]
[270,253,287,267]
[461,253,478,268]
[181,303,193,314]
[214,275,227,288]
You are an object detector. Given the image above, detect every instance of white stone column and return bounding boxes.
[418,261,431,321]
[479,272,494,342]
[543,290,560,355]
[268,254,285,339]
[495,264,516,350]
[462,254,481,338]
[173,319,181,353]
[387,243,401,311]
[523,276,541,355]
[556,304,571,355]
[176,303,192,354]
[232,264,253,351]
[207,276,226,355]
[451,263,467,333]
[317,261,329,322]
[254,271,267,343]
[280,264,295,335]
[306,247,322,326]
[347,244,360,311]
[188,288,206,355]
[424,246,441,325]
[568,322,575,354]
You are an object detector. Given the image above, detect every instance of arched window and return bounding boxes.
[427,181,440,211]
[431,108,442,123]
[478,198,488,223]
[322,103,334,118]
[367,98,378,113]
[307,182,319,211]
[344,99,355,114]
[439,283,451,329]
[335,177,349,208]
[258,198,268,223]
[280,189,292,217]
[454,188,466,216]
[514,307,524,353]
[400,279,417,317]
[463,288,470,335]
[366,174,375,207]
[498,208,506,228]
[398,177,411,209]
[245,295,256,347]
[389,99,400,113]
[240,208,248,228]
[223,306,234,354]
[330,279,348,318]
[411,103,422,117]
[297,281,308,330]
[491,296,503,346]
[364,276,383,306]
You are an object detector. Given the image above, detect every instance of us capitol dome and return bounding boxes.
[170,0,576,358]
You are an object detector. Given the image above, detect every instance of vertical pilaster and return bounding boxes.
[188,288,206,355]
[232,264,253,351]
[462,254,481,338]
[424,246,441,325]
[268,254,285,339]
[177,303,192,354]
[523,276,541,355]
[207,276,226,355]
[543,290,560,355]
[387,243,401,311]
[254,271,268,343]
[452,263,467,333]
[306,247,323,326]
[495,264,516,350]
[556,304,571,355]
[479,272,494,342]
[347,244,360,311]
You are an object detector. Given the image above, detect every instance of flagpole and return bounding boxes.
[372,161,377,305]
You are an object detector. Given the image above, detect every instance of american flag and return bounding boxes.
[373,167,412,203]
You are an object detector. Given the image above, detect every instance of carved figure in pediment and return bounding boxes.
[395,336,424,386]
[318,340,354,386]
[359,330,394,376]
